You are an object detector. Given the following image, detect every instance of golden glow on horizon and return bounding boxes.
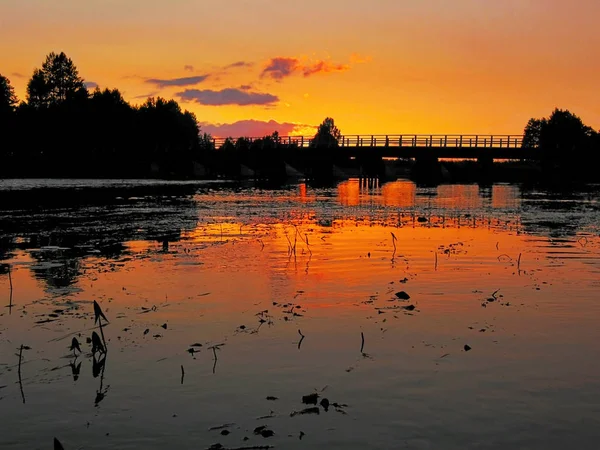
[2,0,600,135]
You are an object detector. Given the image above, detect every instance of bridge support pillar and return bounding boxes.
[357,153,385,179]
[412,150,442,183]
[477,155,494,180]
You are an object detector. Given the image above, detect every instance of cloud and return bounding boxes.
[261,57,300,80]
[11,72,26,79]
[184,65,194,72]
[176,88,279,106]
[261,56,352,80]
[301,60,349,77]
[84,81,98,89]
[200,119,317,138]
[145,75,209,88]
[224,61,254,69]
[239,85,253,91]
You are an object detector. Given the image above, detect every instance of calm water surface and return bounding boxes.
[1,179,599,450]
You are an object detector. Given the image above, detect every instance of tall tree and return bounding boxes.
[311,117,342,148]
[0,74,18,114]
[522,118,547,149]
[523,108,599,176]
[26,52,87,108]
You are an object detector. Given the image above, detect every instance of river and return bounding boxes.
[1,179,599,450]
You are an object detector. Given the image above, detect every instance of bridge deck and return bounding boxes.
[211,134,537,159]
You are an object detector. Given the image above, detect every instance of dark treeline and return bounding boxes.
[2,52,599,182]
[0,52,210,178]
[523,108,600,180]
[206,118,345,180]
[0,52,342,180]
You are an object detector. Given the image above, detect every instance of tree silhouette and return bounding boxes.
[523,108,599,178]
[26,52,87,108]
[0,74,18,114]
[1,74,19,161]
[311,117,341,148]
[136,97,202,175]
[522,118,547,149]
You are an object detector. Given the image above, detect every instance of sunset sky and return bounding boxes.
[2,0,599,137]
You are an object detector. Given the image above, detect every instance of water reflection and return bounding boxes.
[1,179,600,450]
[0,180,598,294]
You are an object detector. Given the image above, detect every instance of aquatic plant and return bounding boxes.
[93,300,108,351]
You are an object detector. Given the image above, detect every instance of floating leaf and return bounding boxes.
[464,345,472,352]
[70,361,82,381]
[54,438,65,450]
[92,354,106,378]
[395,291,410,300]
[93,300,108,324]
[91,332,104,354]
[94,390,105,406]
[70,337,81,353]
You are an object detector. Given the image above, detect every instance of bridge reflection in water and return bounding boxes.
[337,179,519,209]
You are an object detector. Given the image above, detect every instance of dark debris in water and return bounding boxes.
[253,425,275,438]
[290,407,320,417]
[395,291,410,300]
[209,423,235,431]
[207,445,273,450]
[302,393,319,404]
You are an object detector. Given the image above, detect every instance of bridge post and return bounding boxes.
[399,136,403,147]
[475,136,479,147]
[459,136,463,147]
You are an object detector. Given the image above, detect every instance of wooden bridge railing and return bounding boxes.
[212,134,524,149]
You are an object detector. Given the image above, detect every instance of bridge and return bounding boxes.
[211,134,539,160]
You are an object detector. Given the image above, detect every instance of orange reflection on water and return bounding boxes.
[381,180,416,207]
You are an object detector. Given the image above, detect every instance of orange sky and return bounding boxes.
[2,0,599,136]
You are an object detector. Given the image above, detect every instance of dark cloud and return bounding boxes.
[261,57,353,80]
[11,72,26,79]
[84,81,98,89]
[224,61,254,69]
[239,85,253,91]
[261,57,299,80]
[145,75,209,88]
[176,88,279,106]
[302,61,349,77]
[183,65,194,72]
[200,120,316,138]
